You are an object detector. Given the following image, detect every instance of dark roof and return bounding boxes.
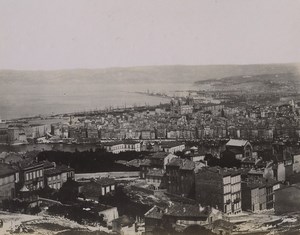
[165,202,210,219]
[167,158,195,171]
[17,159,44,170]
[44,165,74,176]
[112,215,135,226]
[150,152,168,159]
[0,163,17,177]
[160,141,185,148]
[144,206,163,220]
[96,177,116,186]
[140,159,151,166]
[196,166,241,177]
[43,160,55,169]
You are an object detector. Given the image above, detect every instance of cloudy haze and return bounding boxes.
[0,0,299,70]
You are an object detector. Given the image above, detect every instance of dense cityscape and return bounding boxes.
[1,77,300,235]
[1,0,299,234]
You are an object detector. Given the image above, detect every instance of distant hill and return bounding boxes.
[195,72,300,93]
[0,63,299,85]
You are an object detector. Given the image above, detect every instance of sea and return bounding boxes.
[0,82,195,120]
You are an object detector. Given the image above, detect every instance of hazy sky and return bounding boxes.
[0,0,299,70]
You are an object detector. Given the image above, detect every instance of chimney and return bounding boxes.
[183,207,186,213]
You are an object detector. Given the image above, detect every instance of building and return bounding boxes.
[44,165,75,190]
[16,160,44,192]
[145,168,165,190]
[241,178,280,212]
[145,202,225,234]
[144,206,164,234]
[166,158,199,198]
[195,167,242,214]
[103,140,141,153]
[160,141,185,154]
[225,139,253,159]
[0,163,18,202]
[80,177,116,200]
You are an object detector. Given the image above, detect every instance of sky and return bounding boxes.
[0,0,299,70]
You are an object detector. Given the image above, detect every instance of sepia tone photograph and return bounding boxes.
[0,0,300,234]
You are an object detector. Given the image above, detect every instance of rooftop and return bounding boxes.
[167,158,195,171]
[165,202,210,219]
[226,139,249,147]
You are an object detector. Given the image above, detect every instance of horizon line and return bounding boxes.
[0,61,299,72]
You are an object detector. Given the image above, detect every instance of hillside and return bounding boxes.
[195,72,300,93]
[0,63,299,85]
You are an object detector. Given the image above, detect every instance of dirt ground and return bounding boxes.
[0,211,109,235]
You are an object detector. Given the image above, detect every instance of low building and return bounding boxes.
[80,178,116,200]
[145,168,165,189]
[160,142,185,154]
[144,202,225,233]
[103,140,141,153]
[225,139,253,159]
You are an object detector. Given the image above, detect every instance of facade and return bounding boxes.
[80,178,116,200]
[225,139,253,159]
[103,140,141,153]
[195,167,242,214]
[166,158,197,198]
[145,168,165,189]
[45,165,75,190]
[160,142,185,154]
[241,178,280,212]
[17,160,44,192]
[0,163,18,202]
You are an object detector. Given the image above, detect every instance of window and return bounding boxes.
[57,182,61,189]
[33,171,36,179]
[48,177,51,182]
[29,172,32,180]
[26,173,29,181]
[37,170,40,177]
[40,170,43,177]
[57,174,60,180]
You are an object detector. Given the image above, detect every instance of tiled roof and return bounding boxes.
[226,139,249,147]
[165,202,210,219]
[144,206,163,219]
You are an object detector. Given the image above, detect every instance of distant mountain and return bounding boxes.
[0,63,299,85]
